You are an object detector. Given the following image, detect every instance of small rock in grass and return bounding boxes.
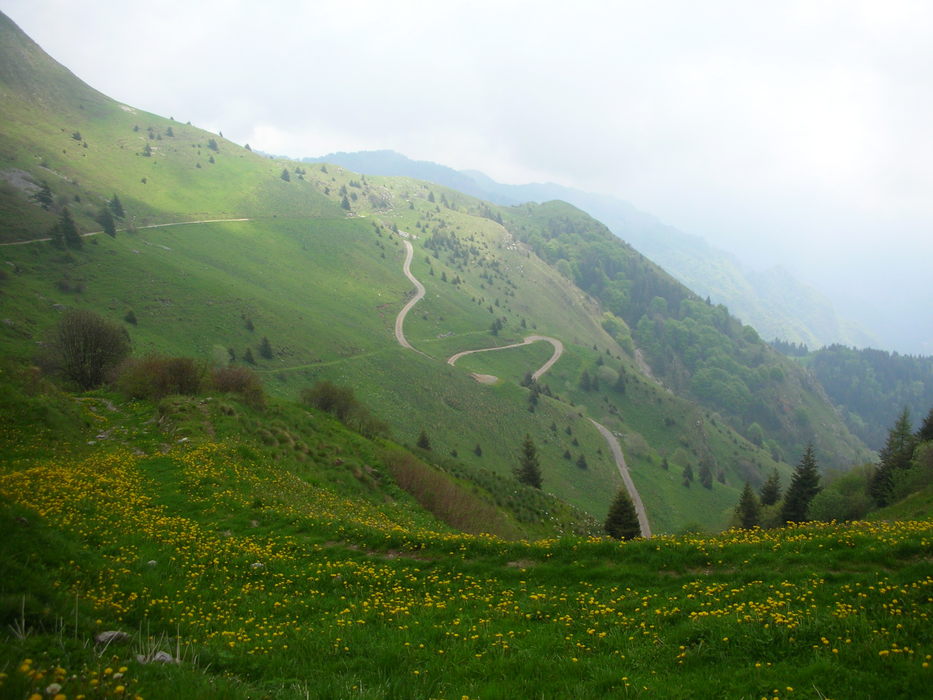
[95,630,131,645]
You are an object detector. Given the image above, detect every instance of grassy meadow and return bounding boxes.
[0,417,929,699]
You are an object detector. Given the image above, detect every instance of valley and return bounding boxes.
[0,10,930,699]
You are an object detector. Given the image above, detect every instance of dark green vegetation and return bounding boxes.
[785,343,933,451]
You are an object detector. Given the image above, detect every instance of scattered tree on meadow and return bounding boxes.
[258,336,273,359]
[32,181,53,210]
[759,469,782,506]
[417,429,432,451]
[473,444,482,457]
[243,348,256,365]
[96,207,116,237]
[207,138,219,152]
[45,309,130,390]
[340,194,351,210]
[516,434,542,489]
[281,168,291,182]
[735,481,761,529]
[780,443,821,523]
[699,460,714,490]
[682,463,694,487]
[604,488,641,540]
[108,194,125,219]
[58,207,82,249]
[576,454,588,470]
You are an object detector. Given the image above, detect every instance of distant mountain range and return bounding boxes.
[304,150,878,351]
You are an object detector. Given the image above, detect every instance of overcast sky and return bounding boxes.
[4,0,932,352]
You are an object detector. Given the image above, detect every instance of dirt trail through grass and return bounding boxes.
[589,419,652,537]
[446,335,564,382]
[393,231,651,536]
[0,218,252,246]
[394,237,428,357]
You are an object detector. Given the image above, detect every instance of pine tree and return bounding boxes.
[515,434,542,489]
[759,469,782,506]
[243,348,256,365]
[258,336,273,359]
[416,429,431,450]
[59,207,82,249]
[32,181,53,210]
[870,408,918,506]
[699,460,714,489]
[780,444,821,523]
[281,168,291,182]
[735,481,761,529]
[109,194,125,219]
[918,407,933,443]
[97,207,116,237]
[604,489,641,540]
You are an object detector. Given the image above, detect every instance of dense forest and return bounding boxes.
[772,342,933,450]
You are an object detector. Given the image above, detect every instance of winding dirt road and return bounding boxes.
[0,218,252,247]
[392,229,651,537]
[394,238,429,356]
[446,335,564,382]
[589,419,652,538]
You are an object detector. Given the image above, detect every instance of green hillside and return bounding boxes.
[0,9,876,534]
[1,12,930,698]
[0,388,929,699]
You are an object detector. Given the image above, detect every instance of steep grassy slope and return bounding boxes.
[0,393,929,699]
[0,10,869,533]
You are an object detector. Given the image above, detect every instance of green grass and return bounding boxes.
[0,410,930,699]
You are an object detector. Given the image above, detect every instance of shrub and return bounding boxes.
[42,309,130,390]
[211,365,265,409]
[300,380,388,439]
[117,355,203,400]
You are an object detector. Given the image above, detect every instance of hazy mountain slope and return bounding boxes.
[802,346,933,450]
[312,149,876,349]
[0,11,871,531]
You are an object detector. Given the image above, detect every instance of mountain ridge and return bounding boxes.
[308,149,879,351]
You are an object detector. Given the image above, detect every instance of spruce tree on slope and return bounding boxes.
[759,469,782,506]
[515,434,542,489]
[870,408,917,506]
[735,481,761,529]
[918,407,933,443]
[780,444,821,523]
[604,488,641,540]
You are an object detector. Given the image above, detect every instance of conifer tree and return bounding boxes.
[918,406,933,443]
[109,194,125,219]
[759,469,782,506]
[515,434,542,489]
[59,207,82,249]
[735,481,761,529]
[870,408,918,506]
[33,181,53,210]
[258,336,273,360]
[604,489,641,540]
[781,444,821,523]
[97,207,116,237]
[416,429,431,450]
